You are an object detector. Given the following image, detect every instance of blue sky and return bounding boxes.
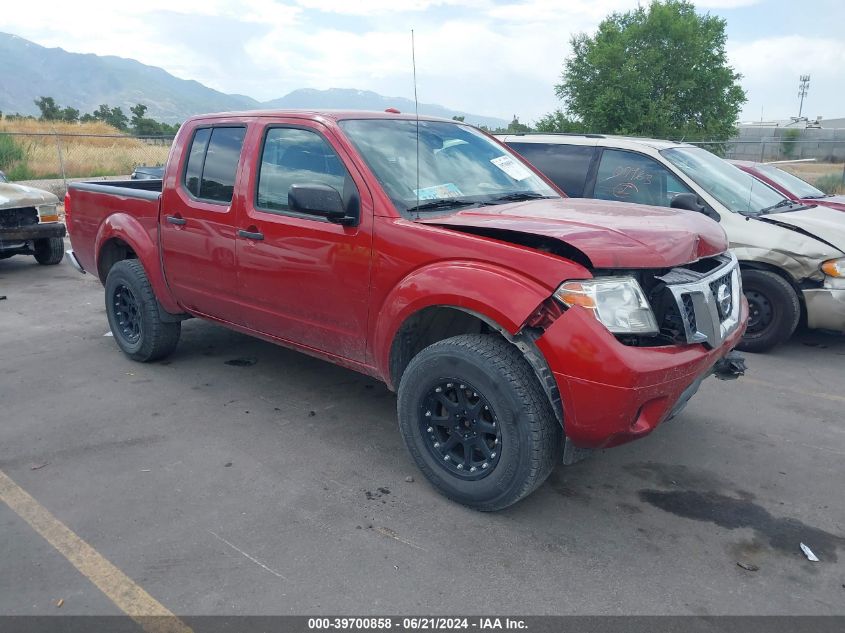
[1,0,843,125]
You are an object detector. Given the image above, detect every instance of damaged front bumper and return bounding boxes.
[803,278,845,332]
[535,298,749,450]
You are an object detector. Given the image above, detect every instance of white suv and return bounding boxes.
[498,134,845,351]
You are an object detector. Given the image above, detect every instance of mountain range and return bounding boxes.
[0,32,507,129]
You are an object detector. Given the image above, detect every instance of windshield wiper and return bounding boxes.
[406,198,478,213]
[486,192,555,204]
[759,198,798,214]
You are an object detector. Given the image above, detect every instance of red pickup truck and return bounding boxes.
[65,110,747,510]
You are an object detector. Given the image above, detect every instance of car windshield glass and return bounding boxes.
[338,119,558,215]
[661,146,789,215]
[756,164,826,199]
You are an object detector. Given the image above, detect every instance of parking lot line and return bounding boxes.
[0,469,193,633]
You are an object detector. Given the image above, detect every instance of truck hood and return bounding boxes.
[0,182,60,210]
[418,197,727,268]
[757,205,845,253]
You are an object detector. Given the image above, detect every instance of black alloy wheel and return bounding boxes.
[112,284,142,344]
[419,380,502,480]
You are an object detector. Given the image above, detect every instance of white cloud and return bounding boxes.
[2,0,843,123]
[729,35,845,120]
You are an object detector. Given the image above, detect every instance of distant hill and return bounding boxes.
[0,32,506,129]
[264,88,507,129]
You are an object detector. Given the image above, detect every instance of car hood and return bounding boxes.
[0,182,60,210]
[418,197,728,269]
[758,205,845,253]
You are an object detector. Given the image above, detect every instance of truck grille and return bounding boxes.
[653,253,742,349]
[0,207,39,229]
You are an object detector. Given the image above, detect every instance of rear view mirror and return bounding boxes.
[288,184,357,226]
[671,193,719,221]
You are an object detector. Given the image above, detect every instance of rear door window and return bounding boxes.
[506,142,596,197]
[593,149,691,207]
[182,126,246,203]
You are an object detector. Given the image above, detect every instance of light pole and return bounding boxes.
[798,75,810,118]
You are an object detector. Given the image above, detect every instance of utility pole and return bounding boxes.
[797,75,810,118]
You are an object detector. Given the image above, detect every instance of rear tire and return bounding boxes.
[104,259,180,362]
[34,237,65,265]
[397,334,561,511]
[737,269,800,353]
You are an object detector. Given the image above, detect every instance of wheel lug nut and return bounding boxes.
[434,442,440,448]
[456,464,463,470]
[427,426,433,433]
[425,410,431,417]
[435,387,442,393]
[484,405,489,411]
[459,384,465,389]
[470,467,477,472]
[494,438,499,445]
[444,455,450,461]
[491,452,496,458]
[482,462,488,469]
[473,392,478,397]
[447,383,453,388]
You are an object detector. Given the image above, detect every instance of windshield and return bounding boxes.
[338,119,558,215]
[755,164,826,199]
[661,146,789,215]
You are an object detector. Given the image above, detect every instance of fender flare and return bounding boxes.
[94,213,181,314]
[372,260,553,383]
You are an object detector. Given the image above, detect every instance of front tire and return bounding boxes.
[34,237,65,265]
[397,334,561,511]
[104,259,180,362]
[737,269,800,353]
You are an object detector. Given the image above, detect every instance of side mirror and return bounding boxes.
[288,183,356,226]
[671,193,719,221]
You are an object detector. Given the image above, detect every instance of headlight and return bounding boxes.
[37,204,59,223]
[821,258,845,278]
[555,277,659,335]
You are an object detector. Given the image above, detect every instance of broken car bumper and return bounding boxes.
[0,223,66,242]
[536,299,749,449]
[803,282,845,333]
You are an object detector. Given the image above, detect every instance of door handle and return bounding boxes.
[166,215,187,226]
[237,229,264,241]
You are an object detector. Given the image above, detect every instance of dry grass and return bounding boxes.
[778,162,845,194]
[778,161,844,182]
[0,118,170,180]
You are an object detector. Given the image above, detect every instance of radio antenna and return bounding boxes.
[412,29,420,220]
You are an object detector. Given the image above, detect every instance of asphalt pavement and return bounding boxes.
[1,244,844,617]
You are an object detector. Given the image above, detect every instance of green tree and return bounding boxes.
[59,107,80,123]
[534,110,586,133]
[92,104,128,130]
[34,96,61,121]
[502,114,531,134]
[554,0,746,141]
[451,115,465,122]
[130,103,149,128]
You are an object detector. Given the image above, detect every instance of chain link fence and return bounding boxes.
[0,131,173,196]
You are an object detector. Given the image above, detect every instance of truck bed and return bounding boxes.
[66,179,163,278]
[69,179,163,200]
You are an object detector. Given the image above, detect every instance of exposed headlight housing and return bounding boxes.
[821,258,845,278]
[37,203,59,223]
[554,277,659,335]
